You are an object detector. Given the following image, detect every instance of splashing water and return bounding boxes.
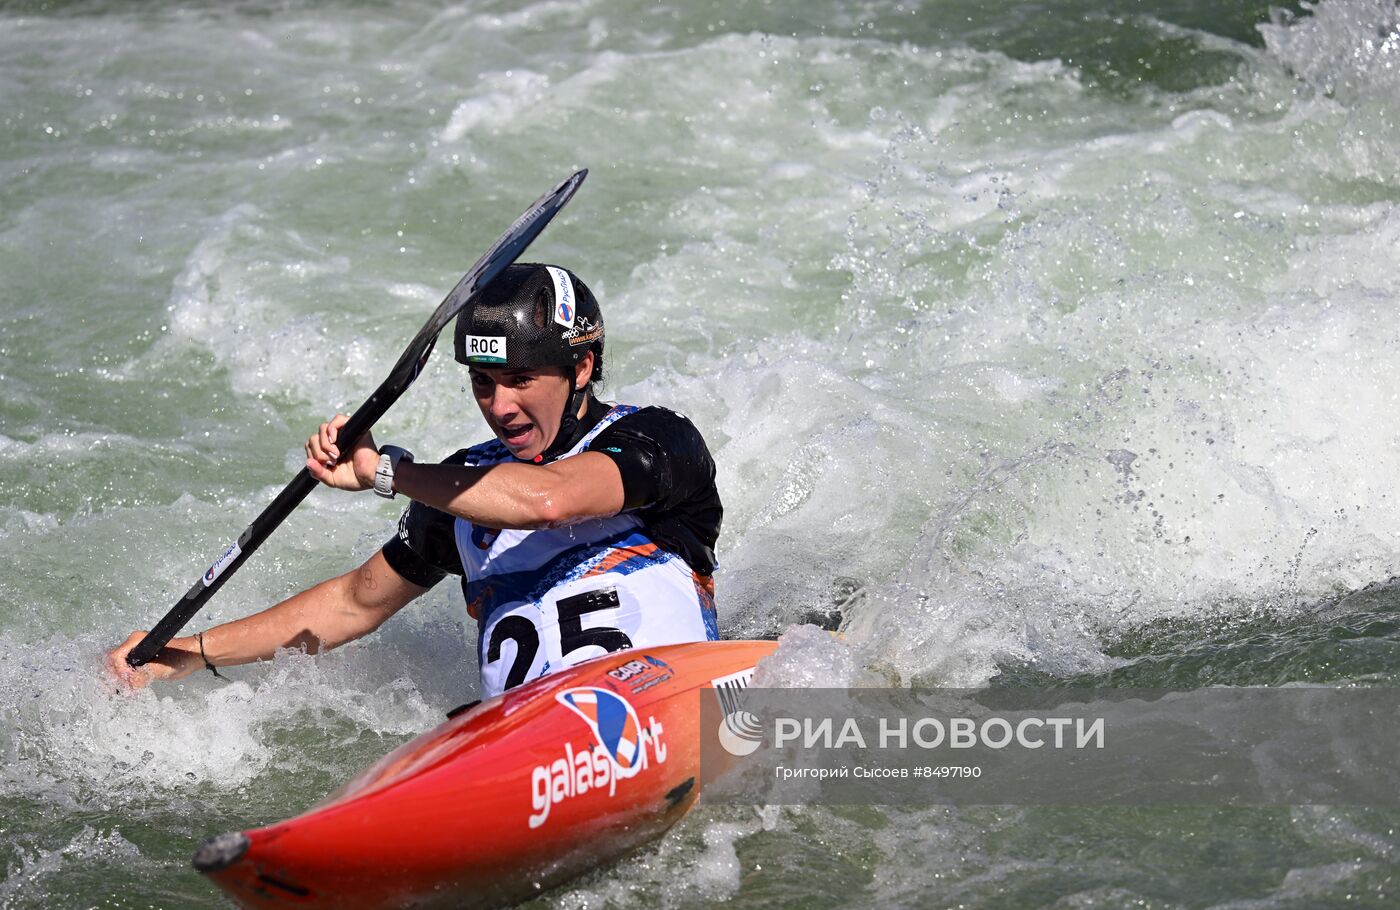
[3,0,1399,906]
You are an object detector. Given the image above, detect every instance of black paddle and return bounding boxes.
[127,169,588,667]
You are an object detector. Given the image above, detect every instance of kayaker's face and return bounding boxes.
[468,354,592,461]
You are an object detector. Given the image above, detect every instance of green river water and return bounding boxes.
[2,0,1399,907]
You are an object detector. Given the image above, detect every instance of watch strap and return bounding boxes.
[373,445,414,498]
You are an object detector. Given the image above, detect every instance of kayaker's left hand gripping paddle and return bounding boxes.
[127,169,588,667]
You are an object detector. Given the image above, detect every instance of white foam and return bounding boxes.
[466,0,592,34]
[1259,0,1400,102]
[0,430,183,460]
[753,624,862,688]
[0,633,446,809]
[0,508,60,539]
[439,70,551,143]
[551,809,760,908]
[127,203,391,406]
[0,827,142,905]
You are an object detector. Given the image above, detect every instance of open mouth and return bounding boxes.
[499,423,534,448]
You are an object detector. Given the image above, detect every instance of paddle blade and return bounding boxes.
[389,168,589,382]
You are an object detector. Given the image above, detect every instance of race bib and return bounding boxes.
[480,587,634,696]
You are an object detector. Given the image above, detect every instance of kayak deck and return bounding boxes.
[197,639,775,908]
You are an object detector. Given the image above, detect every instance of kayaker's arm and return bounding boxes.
[392,453,627,529]
[105,551,427,690]
[303,414,626,529]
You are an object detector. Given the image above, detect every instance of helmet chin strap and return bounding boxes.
[534,382,589,464]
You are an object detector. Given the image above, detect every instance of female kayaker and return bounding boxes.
[106,263,722,696]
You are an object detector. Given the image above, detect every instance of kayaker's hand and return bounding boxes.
[104,630,201,691]
[306,414,379,491]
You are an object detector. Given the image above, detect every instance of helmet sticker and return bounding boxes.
[463,335,508,363]
[547,266,576,329]
[564,319,603,346]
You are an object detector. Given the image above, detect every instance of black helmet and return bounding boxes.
[453,263,603,380]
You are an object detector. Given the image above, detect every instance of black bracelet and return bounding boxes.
[197,631,226,680]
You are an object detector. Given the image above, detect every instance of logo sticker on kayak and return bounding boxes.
[558,687,648,771]
[529,687,667,829]
[607,654,673,694]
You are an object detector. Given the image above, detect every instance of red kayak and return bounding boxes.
[195,639,775,908]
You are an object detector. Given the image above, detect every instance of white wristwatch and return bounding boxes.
[373,445,414,499]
